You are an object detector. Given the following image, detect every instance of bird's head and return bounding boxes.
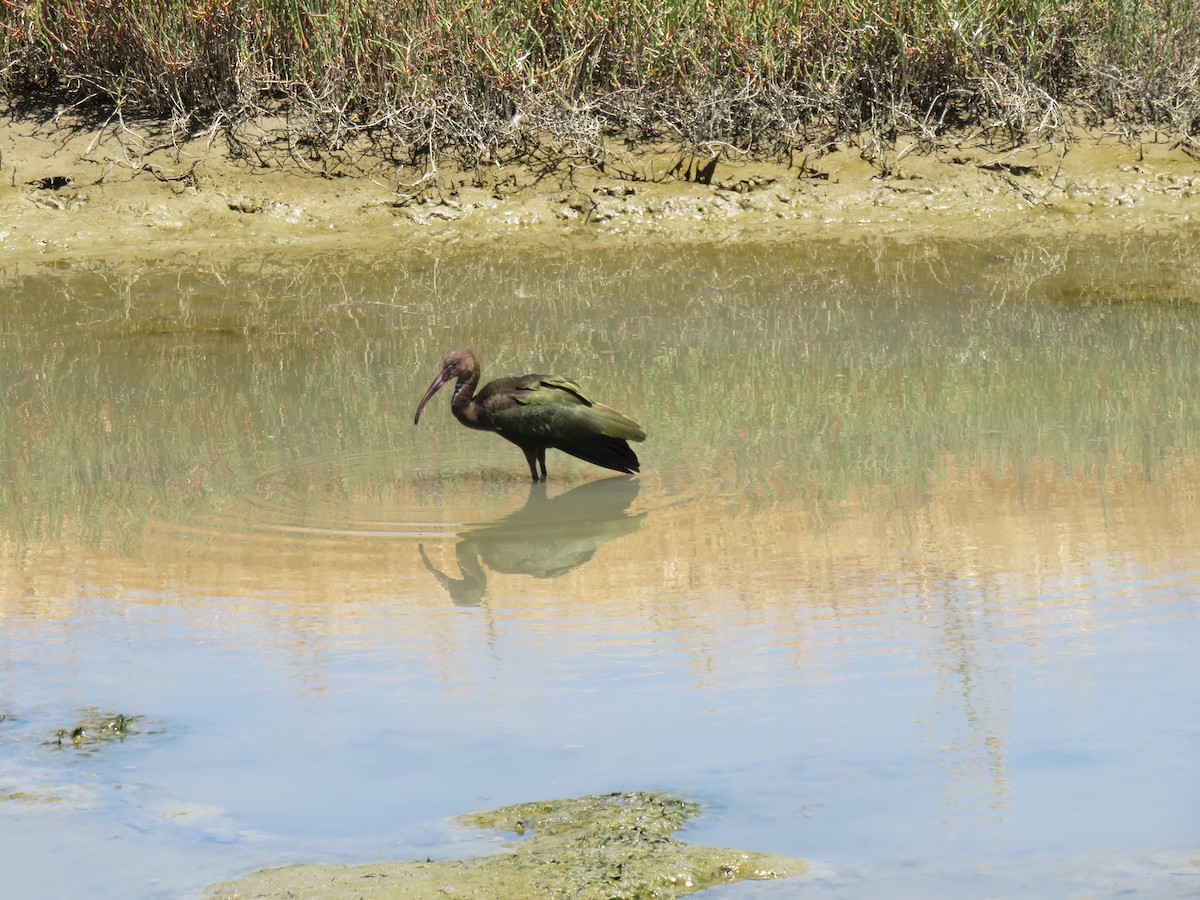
[413,348,479,425]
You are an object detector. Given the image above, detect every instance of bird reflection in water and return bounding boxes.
[418,477,644,606]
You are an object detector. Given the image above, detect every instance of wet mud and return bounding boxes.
[2,114,1198,272]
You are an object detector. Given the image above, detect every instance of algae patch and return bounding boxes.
[44,708,146,754]
[205,791,806,899]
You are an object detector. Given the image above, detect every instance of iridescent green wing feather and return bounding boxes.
[511,376,645,443]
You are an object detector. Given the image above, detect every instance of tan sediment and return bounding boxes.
[4,457,1197,631]
[2,114,1198,273]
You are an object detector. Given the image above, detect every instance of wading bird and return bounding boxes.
[413,348,646,481]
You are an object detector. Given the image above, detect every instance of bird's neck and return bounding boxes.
[450,371,487,429]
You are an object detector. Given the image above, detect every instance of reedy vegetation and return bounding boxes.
[1,0,1198,165]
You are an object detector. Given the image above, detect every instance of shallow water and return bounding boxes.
[2,233,1200,898]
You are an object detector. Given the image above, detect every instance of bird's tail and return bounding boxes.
[558,435,641,474]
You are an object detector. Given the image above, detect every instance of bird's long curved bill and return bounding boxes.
[413,373,447,425]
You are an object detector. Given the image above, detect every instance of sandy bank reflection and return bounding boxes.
[419,477,645,605]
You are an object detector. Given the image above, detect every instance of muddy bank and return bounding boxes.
[2,115,1198,270]
[203,792,805,899]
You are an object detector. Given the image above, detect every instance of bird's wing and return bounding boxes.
[533,375,589,404]
[499,376,645,443]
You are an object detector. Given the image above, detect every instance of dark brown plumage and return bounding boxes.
[413,348,646,481]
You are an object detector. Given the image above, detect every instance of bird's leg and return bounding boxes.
[522,447,542,482]
[536,449,547,481]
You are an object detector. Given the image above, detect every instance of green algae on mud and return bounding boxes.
[44,708,146,754]
[204,791,806,899]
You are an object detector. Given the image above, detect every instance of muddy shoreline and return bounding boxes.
[2,116,1198,271]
